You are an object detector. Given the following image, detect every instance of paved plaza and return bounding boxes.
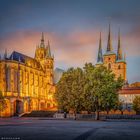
[0,118,140,140]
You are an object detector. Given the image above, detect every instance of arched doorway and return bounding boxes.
[14,100,23,116]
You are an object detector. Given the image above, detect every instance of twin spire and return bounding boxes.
[97,24,124,63]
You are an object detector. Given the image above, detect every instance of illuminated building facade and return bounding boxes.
[96,25,127,81]
[0,33,56,117]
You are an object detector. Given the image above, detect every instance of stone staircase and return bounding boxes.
[21,111,56,117]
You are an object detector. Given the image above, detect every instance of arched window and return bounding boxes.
[108,63,111,70]
[118,65,121,69]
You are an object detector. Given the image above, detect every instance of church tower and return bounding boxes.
[96,25,127,81]
[115,29,127,81]
[103,24,116,71]
[35,33,54,84]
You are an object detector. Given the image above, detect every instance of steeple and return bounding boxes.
[97,32,103,63]
[117,29,123,60]
[106,23,113,52]
[47,40,51,58]
[40,32,45,47]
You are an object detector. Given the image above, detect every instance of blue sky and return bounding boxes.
[0,0,140,83]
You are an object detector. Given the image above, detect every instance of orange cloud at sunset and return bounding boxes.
[0,30,100,69]
[0,28,140,71]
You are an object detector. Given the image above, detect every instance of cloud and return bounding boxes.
[0,29,100,69]
[123,25,140,57]
[0,27,140,73]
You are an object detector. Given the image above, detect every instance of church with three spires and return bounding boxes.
[96,25,127,81]
[0,33,56,117]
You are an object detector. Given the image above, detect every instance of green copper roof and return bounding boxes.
[103,51,116,56]
[116,59,126,63]
[96,61,103,65]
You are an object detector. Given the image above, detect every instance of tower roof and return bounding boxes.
[40,32,45,47]
[97,32,103,64]
[107,24,113,52]
[47,40,52,58]
[104,24,115,56]
[117,29,123,60]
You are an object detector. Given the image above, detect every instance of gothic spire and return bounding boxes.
[117,29,123,60]
[97,32,103,63]
[106,23,113,52]
[40,32,45,47]
[47,40,51,57]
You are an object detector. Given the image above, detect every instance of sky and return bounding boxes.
[0,0,140,83]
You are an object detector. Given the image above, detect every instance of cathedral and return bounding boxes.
[96,25,127,81]
[0,33,56,117]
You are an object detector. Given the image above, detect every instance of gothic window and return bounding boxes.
[14,70,18,92]
[118,65,121,69]
[108,57,111,61]
[108,63,111,70]
[6,67,11,91]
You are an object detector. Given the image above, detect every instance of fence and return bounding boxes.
[54,113,140,120]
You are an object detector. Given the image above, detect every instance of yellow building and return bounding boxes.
[0,33,56,117]
[96,25,127,81]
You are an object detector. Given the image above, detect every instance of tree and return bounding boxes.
[133,96,140,114]
[83,64,123,120]
[115,100,124,115]
[0,90,7,114]
[55,64,123,120]
[54,67,85,114]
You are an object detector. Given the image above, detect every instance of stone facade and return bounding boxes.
[0,33,56,117]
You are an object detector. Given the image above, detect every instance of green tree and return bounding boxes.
[83,64,123,120]
[55,64,123,120]
[0,90,7,114]
[133,96,140,114]
[55,67,85,114]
